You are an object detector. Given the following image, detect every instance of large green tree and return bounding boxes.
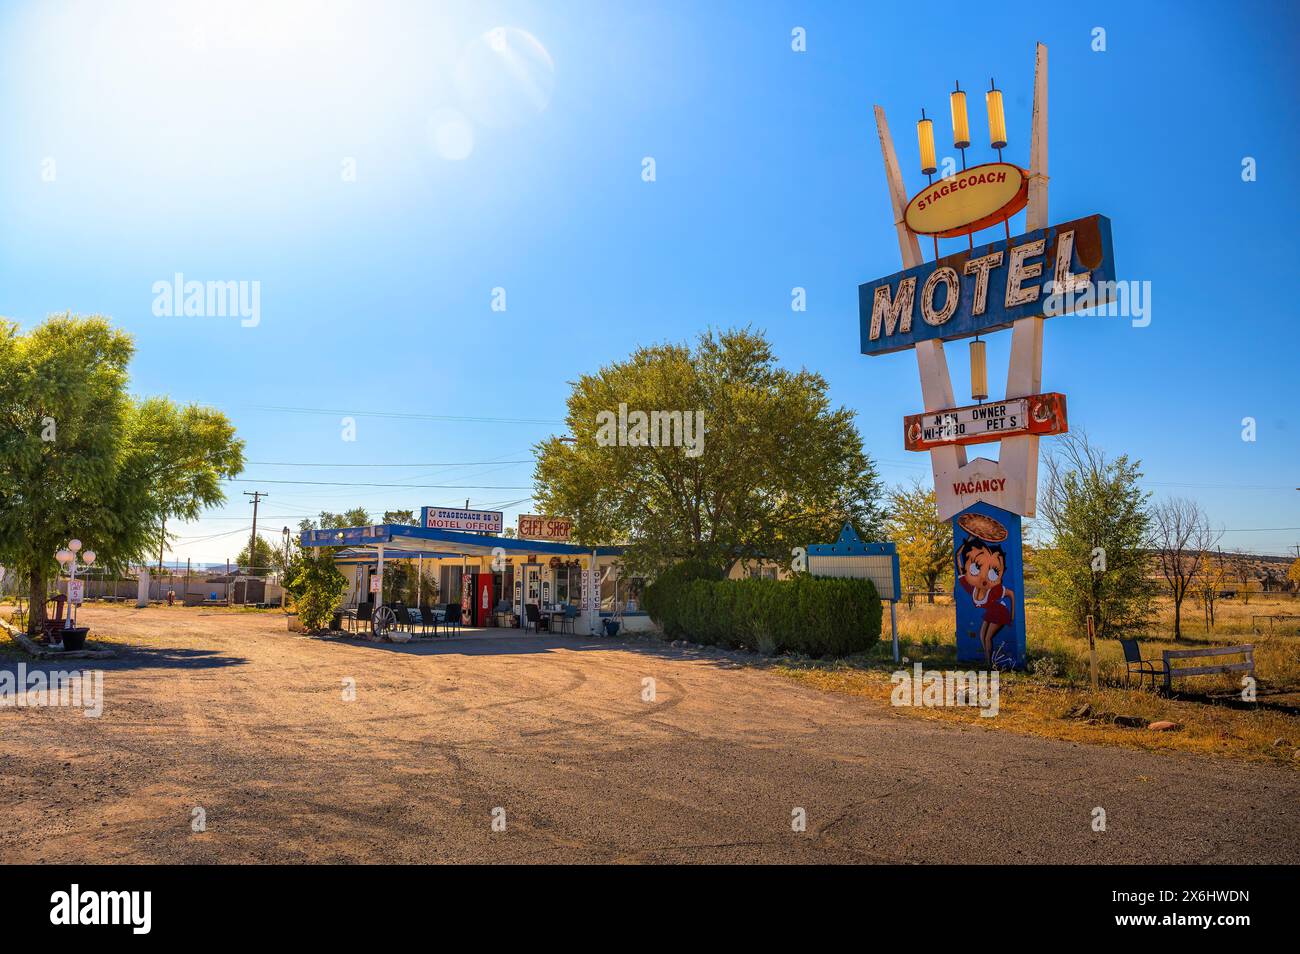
[534,328,884,575]
[0,314,244,630]
[1033,431,1154,638]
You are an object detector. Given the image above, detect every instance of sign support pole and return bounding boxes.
[890,601,899,663]
[1086,614,1099,690]
[999,42,1048,516]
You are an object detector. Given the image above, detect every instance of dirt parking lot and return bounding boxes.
[2,604,1297,864]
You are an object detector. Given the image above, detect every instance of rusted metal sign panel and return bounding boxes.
[904,392,1067,451]
[859,214,1115,356]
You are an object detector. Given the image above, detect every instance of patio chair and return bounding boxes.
[445,603,462,634]
[524,603,547,634]
[1120,638,1165,689]
[559,604,578,635]
[419,604,438,637]
[348,601,373,634]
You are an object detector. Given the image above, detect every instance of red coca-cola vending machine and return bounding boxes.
[463,573,495,626]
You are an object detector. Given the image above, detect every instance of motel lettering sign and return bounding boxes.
[859,214,1116,356]
[420,507,503,534]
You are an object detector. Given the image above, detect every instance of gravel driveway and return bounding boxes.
[2,605,1296,864]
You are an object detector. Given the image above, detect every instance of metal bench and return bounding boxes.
[1162,645,1255,693]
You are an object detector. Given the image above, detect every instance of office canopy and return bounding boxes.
[300,524,624,560]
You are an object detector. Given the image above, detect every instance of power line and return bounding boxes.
[174,525,254,542]
[246,459,532,468]
[224,478,535,489]
[252,405,562,425]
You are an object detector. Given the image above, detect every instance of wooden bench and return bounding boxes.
[1162,645,1255,693]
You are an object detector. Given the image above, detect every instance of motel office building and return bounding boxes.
[303,519,652,635]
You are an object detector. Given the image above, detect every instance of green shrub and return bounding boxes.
[286,549,348,632]
[645,569,882,657]
[643,559,725,637]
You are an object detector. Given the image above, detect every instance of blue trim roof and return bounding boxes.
[299,524,623,558]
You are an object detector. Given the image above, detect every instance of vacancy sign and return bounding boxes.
[517,515,573,542]
[904,392,1067,451]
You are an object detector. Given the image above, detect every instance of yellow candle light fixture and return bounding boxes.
[970,336,988,402]
[986,77,1008,156]
[916,108,937,178]
[950,81,970,168]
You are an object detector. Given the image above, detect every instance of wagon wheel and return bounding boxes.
[372,606,398,639]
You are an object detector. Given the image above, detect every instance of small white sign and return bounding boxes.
[919,398,1028,445]
[69,579,84,605]
[369,575,381,593]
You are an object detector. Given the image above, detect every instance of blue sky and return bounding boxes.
[1,0,1296,565]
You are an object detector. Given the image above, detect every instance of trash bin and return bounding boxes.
[60,627,89,651]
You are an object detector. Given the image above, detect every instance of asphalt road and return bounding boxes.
[2,606,1296,864]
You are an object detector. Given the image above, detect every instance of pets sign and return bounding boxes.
[904,393,1066,451]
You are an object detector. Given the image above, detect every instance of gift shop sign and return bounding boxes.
[517,514,573,542]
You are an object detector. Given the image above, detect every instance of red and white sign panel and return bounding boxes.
[421,507,503,534]
[517,514,573,542]
[904,392,1067,451]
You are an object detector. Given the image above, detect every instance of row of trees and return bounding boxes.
[884,429,1285,641]
[529,327,1274,646]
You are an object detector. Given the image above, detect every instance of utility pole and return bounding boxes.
[281,526,291,610]
[245,491,267,576]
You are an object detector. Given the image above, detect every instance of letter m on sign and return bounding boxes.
[870,277,916,342]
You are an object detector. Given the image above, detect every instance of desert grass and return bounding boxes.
[776,594,1300,768]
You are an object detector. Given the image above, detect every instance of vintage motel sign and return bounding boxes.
[860,215,1115,357]
[859,44,1102,669]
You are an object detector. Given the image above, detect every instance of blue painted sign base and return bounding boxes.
[953,501,1026,670]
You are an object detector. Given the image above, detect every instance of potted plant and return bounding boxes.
[61,626,89,651]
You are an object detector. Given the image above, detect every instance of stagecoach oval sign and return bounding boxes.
[903,162,1028,238]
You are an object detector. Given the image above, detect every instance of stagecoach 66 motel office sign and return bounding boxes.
[859,44,1117,668]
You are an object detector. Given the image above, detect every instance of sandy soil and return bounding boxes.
[1,604,1297,864]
